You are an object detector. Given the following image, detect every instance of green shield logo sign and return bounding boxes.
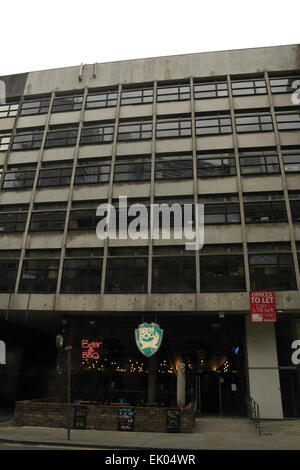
[135,322,163,357]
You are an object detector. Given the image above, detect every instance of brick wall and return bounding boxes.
[14,401,194,433]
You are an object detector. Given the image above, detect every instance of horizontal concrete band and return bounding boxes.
[0,291,299,313]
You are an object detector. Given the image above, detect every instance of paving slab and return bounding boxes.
[0,417,300,450]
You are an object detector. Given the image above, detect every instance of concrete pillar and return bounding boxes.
[0,340,6,364]
[246,317,283,419]
[147,356,157,404]
[177,363,185,407]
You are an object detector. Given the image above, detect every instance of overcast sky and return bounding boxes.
[2,0,300,76]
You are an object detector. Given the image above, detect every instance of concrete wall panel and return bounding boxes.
[8,151,40,165]
[246,318,283,419]
[119,104,152,119]
[72,184,109,201]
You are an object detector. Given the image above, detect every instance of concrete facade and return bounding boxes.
[0,44,300,419]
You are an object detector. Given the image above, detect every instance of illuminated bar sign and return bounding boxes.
[249,291,277,322]
[81,339,103,360]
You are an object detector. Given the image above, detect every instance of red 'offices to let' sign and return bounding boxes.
[249,291,277,322]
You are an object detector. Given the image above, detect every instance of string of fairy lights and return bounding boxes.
[80,357,175,374]
[80,357,231,374]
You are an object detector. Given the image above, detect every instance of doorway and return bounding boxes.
[195,369,247,417]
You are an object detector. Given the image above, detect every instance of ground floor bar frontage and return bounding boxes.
[53,311,300,420]
[1,302,300,430]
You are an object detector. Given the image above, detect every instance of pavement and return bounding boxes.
[1,414,300,450]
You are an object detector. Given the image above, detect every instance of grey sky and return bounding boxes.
[2,0,299,75]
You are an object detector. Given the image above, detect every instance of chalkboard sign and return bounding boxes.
[166,408,181,433]
[74,406,87,429]
[118,407,134,431]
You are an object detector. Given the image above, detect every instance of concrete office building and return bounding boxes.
[0,44,300,421]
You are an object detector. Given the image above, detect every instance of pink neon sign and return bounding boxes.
[81,339,103,360]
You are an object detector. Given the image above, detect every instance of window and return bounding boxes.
[19,250,61,293]
[156,118,192,139]
[45,127,78,148]
[282,148,300,172]
[118,121,152,141]
[156,153,193,179]
[0,251,21,292]
[200,244,246,292]
[29,209,66,231]
[197,150,236,177]
[37,161,73,187]
[235,112,273,133]
[105,247,148,293]
[0,132,11,151]
[2,164,36,189]
[239,149,280,175]
[157,84,190,102]
[12,130,44,150]
[112,198,150,230]
[276,111,300,131]
[195,114,232,135]
[243,192,287,223]
[61,249,103,293]
[0,102,19,118]
[52,95,83,113]
[121,87,153,105]
[0,205,28,232]
[231,79,267,96]
[152,246,195,293]
[198,194,240,224]
[248,243,297,291]
[114,155,151,182]
[75,159,110,184]
[20,98,50,116]
[153,196,194,229]
[194,81,228,99]
[270,77,300,94]
[69,208,99,230]
[289,191,300,222]
[86,90,118,108]
[297,242,300,269]
[80,125,115,144]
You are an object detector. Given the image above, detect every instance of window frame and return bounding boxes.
[86,91,118,109]
[235,112,273,133]
[195,114,232,136]
[20,98,51,116]
[231,79,267,96]
[156,118,192,139]
[51,95,83,113]
[80,125,115,145]
[156,84,190,103]
[121,88,153,106]
[45,127,78,148]
[0,102,19,118]
[197,151,236,178]
[194,81,228,99]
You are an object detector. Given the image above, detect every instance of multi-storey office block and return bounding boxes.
[0,45,300,419]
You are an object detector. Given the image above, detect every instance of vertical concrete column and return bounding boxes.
[148,80,157,293]
[246,316,283,419]
[100,84,122,294]
[190,78,201,296]
[55,88,88,296]
[177,363,185,407]
[147,355,157,404]
[227,75,251,292]
[14,91,56,294]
